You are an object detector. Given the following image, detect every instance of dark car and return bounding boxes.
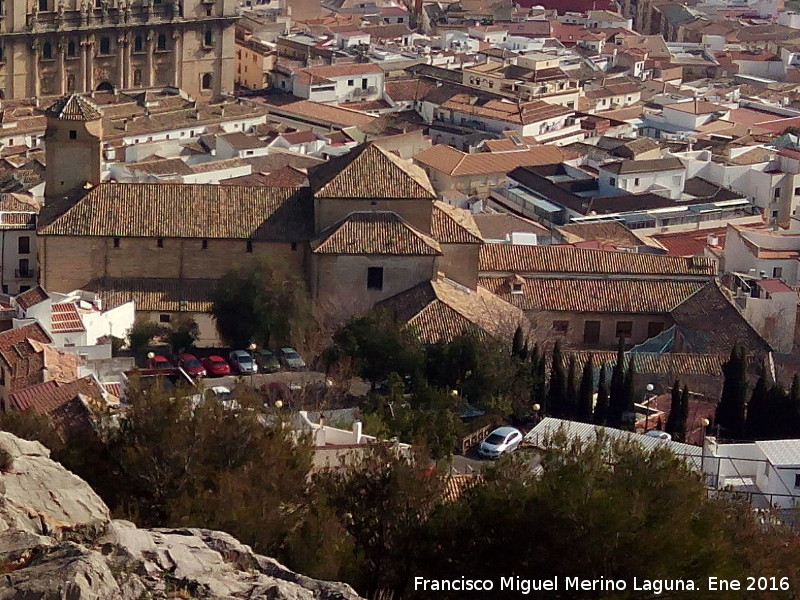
[202,355,231,377]
[255,349,281,373]
[277,347,306,370]
[176,353,206,377]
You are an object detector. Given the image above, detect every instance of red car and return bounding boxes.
[147,355,173,370]
[201,355,231,377]
[176,353,206,377]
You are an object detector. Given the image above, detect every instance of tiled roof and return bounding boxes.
[601,157,684,175]
[0,322,51,349]
[85,278,217,312]
[261,98,378,129]
[378,277,527,343]
[431,202,483,244]
[44,94,102,121]
[414,144,564,176]
[565,351,727,376]
[557,221,646,248]
[665,100,728,115]
[0,193,39,213]
[478,244,716,277]
[259,166,309,188]
[312,212,442,255]
[480,277,704,313]
[650,226,727,256]
[38,183,314,241]
[442,95,573,126]
[8,375,104,416]
[309,144,436,199]
[472,213,550,241]
[384,79,438,102]
[443,473,482,502]
[51,303,86,333]
[15,286,50,310]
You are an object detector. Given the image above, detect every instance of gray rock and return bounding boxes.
[0,432,366,600]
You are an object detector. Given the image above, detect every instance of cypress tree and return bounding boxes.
[547,342,567,419]
[520,341,529,362]
[676,385,690,443]
[607,338,627,428]
[715,345,747,440]
[621,356,636,431]
[745,372,769,441]
[577,356,594,423]
[764,384,789,440]
[665,380,681,438]
[536,351,547,411]
[789,374,800,438]
[564,356,578,421]
[593,364,609,426]
[512,326,524,359]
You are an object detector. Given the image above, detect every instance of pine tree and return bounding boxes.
[547,342,567,419]
[745,372,769,441]
[665,380,681,438]
[593,364,609,426]
[512,326,524,359]
[676,385,690,443]
[715,345,747,440]
[607,338,627,428]
[564,356,578,421]
[577,356,594,423]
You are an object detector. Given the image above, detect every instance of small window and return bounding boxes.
[552,320,569,334]
[348,79,354,86]
[774,187,782,199]
[133,68,143,87]
[159,314,171,324]
[1,285,7,294]
[772,210,779,218]
[201,73,212,90]
[67,40,77,57]
[99,37,111,55]
[773,267,783,278]
[246,240,253,253]
[17,237,30,255]
[583,320,601,344]
[113,237,120,248]
[157,33,167,51]
[204,29,213,47]
[795,187,800,196]
[39,0,48,11]
[202,239,208,250]
[647,321,664,338]
[795,473,800,488]
[615,321,633,339]
[291,242,297,251]
[157,238,164,248]
[69,130,77,140]
[19,285,30,293]
[609,177,616,186]
[134,35,143,53]
[42,41,53,60]
[634,177,640,186]
[367,266,384,290]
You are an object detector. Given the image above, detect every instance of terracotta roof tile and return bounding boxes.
[432,202,483,244]
[85,278,216,312]
[480,277,705,313]
[38,183,313,241]
[15,286,50,310]
[312,212,442,255]
[309,143,436,199]
[44,94,102,121]
[478,244,716,277]
[566,351,727,376]
[51,303,86,333]
[8,375,104,416]
[472,213,550,240]
[378,278,527,343]
[0,322,51,349]
[557,221,646,248]
[414,144,565,177]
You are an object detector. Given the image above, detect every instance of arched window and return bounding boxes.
[134,35,143,52]
[133,68,142,87]
[204,29,213,47]
[99,37,110,54]
[157,33,167,51]
[66,74,76,92]
[42,41,52,60]
[67,40,77,57]
[201,73,212,90]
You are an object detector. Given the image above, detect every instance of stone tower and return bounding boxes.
[44,94,103,203]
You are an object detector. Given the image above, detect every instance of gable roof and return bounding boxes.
[44,94,102,121]
[51,302,86,334]
[309,143,436,199]
[378,277,527,343]
[431,202,483,244]
[600,157,684,175]
[85,278,217,312]
[0,322,52,350]
[8,375,104,416]
[38,183,314,241]
[312,212,442,255]
[557,220,646,248]
[478,244,716,277]
[15,286,50,310]
[414,144,565,177]
[670,281,772,354]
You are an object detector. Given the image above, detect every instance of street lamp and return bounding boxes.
[532,403,541,426]
[248,342,257,388]
[643,383,655,432]
[700,418,711,485]
[146,351,155,368]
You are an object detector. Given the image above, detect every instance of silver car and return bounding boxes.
[478,427,523,459]
[229,350,257,375]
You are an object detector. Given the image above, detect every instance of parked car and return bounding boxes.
[478,426,523,459]
[255,349,281,373]
[229,350,258,375]
[147,355,173,370]
[176,353,206,377]
[202,355,231,377]
[278,347,306,370]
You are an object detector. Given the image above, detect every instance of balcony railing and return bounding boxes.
[15,269,35,279]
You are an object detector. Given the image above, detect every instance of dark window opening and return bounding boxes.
[113,237,120,248]
[647,321,664,339]
[795,473,800,488]
[18,259,30,278]
[157,238,164,248]
[159,314,171,323]
[134,35,143,52]
[67,40,77,57]
[99,37,111,54]
[201,73,213,90]
[583,320,601,344]
[18,237,30,255]
[202,239,208,250]
[69,130,77,139]
[204,29,213,47]
[552,320,569,334]
[42,41,53,60]
[19,285,30,293]
[291,242,297,251]
[38,0,48,11]
[616,320,633,339]
[157,33,167,51]
[246,240,253,253]
[367,267,384,290]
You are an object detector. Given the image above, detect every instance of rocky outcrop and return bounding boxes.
[0,432,365,600]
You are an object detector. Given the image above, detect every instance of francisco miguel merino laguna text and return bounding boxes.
[414,576,699,594]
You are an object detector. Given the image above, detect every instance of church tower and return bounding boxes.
[44,95,103,203]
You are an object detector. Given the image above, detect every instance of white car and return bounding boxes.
[478,426,523,458]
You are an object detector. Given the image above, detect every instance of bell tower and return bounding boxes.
[44,94,103,203]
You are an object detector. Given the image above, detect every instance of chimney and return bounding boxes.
[352,420,363,444]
